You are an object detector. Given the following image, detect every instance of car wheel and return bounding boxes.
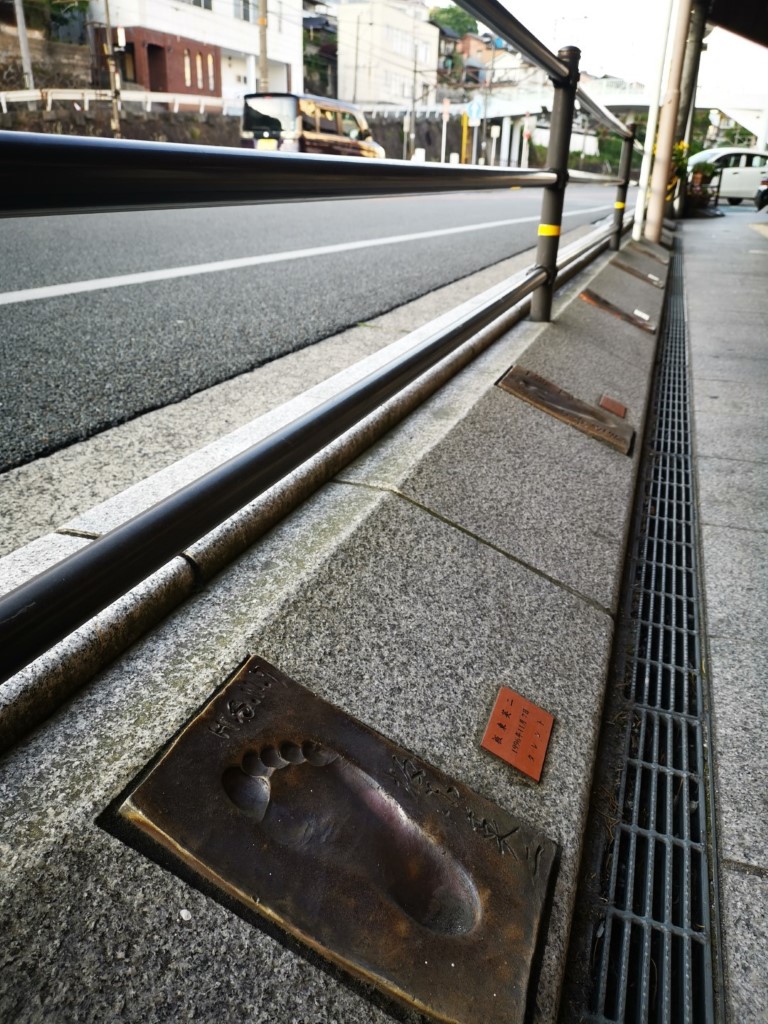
[726,198,743,206]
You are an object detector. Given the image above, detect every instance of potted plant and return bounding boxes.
[685,161,717,213]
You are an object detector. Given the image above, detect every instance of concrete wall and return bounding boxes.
[0,106,241,145]
[0,24,92,88]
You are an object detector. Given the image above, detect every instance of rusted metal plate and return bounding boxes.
[118,656,558,1024]
[496,366,635,455]
[628,240,670,266]
[481,687,554,784]
[612,258,665,289]
[579,289,656,333]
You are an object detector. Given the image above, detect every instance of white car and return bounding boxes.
[688,147,768,205]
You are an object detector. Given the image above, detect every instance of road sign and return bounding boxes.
[466,98,482,127]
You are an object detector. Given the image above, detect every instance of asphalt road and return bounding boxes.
[0,184,615,472]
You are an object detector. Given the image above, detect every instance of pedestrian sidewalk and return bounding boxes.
[683,207,768,1024]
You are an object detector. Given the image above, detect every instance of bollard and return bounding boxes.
[531,46,580,322]
[611,123,636,250]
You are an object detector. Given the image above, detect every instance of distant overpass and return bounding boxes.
[366,78,765,150]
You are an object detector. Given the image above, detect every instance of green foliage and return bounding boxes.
[21,0,89,33]
[429,4,478,37]
[689,161,716,181]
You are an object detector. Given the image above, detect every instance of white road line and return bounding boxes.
[0,205,611,307]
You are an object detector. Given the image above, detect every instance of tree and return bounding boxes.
[429,4,478,37]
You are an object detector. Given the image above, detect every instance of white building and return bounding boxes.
[336,0,439,107]
[87,0,304,113]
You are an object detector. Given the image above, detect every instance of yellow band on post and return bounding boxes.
[614,201,626,209]
[538,224,560,236]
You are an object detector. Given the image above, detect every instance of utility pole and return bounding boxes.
[258,0,269,92]
[12,0,35,104]
[104,0,121,138]
[409,41,417,159]
[645,0,693,243]
[353,14,360,102]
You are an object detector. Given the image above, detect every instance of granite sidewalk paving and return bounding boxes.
[683,206,768,1024]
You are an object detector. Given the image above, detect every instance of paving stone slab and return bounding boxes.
[609,248,670,287]
[0,485,613,1024]
[691,352,768,383]
[693,377,767,418]
[719,867,768,1024]
[584,261,666,325]
[696,455,768,531]
[382,386,635,614]
[693,412,768,464]
[709,638,768,872]
[700,524,768,642]
[554,291,658,375]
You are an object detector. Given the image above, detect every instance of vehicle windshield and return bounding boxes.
[243,96,298,134]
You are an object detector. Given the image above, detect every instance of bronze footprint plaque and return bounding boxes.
[579,288,657,333]
[497,365,635,455]
[118,656,558,1024]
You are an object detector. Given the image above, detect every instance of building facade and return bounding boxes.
[336,0,439,107]
[87,0,304,113]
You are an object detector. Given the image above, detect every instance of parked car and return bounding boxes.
[755,171,768,211]
[240,93,385,159]
[687,147,768,204]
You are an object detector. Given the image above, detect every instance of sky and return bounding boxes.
[445,0,766,107]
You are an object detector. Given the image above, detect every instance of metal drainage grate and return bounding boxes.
[569,248,720,1023]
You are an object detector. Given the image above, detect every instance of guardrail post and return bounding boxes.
[531,46,580,322]
[611,122,636,250]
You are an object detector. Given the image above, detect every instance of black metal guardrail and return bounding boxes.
[0,9,636,686]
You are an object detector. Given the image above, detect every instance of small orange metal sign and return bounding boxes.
[481,687,554,783]
[599,394,628,419]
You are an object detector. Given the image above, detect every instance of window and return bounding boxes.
[207,53,215,92]
[340,111,361,139]
[120,43,136,83]
[189,0,212,9]
[196,52,204,89]
[299,98,316,131]
[384,26,412,58]
[240,0,252,21]
[747,154,767,167]
[318,107,339,134]
[183,49,192,87]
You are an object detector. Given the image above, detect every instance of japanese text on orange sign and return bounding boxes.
[480,686,554,783]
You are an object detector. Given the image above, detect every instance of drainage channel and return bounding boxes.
[562,246,722,1023]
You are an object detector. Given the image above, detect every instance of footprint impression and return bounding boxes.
[223,740,481,935]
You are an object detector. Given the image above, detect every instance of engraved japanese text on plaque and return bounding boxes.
[481,687,554,783]
[497,365,636,455]
[118,656,558,1024]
